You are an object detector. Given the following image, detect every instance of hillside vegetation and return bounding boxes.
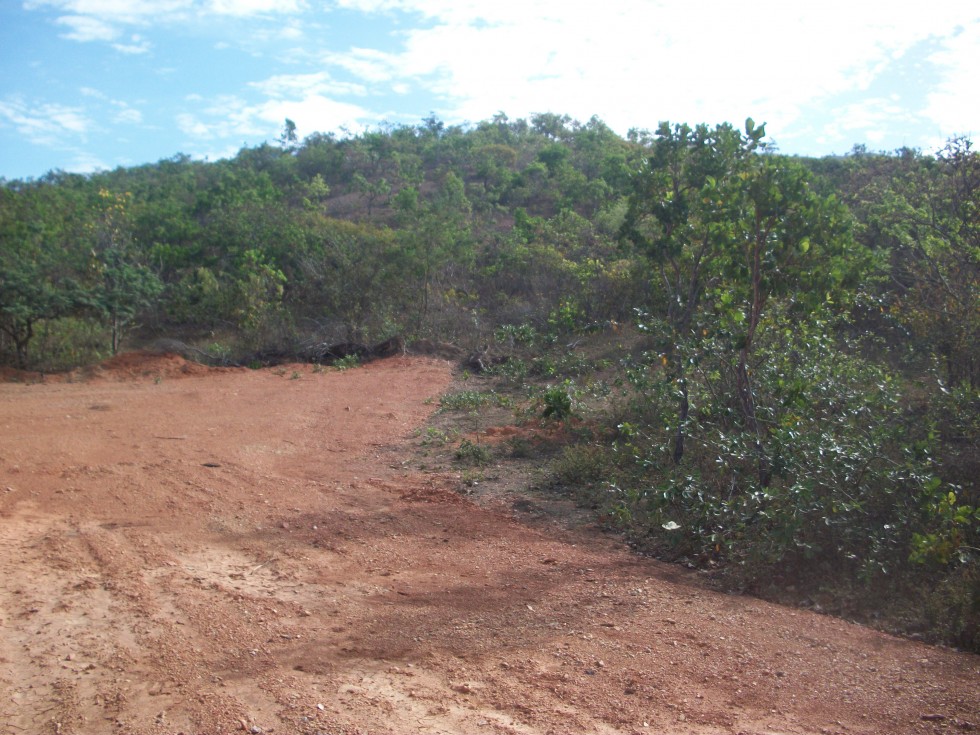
[1,114,977,650]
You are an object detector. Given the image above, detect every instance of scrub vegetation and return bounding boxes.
[2,114,976,650]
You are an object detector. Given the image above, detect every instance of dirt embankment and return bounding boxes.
[0,354,976,735]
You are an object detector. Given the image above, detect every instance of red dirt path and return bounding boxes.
[0,354,976,735]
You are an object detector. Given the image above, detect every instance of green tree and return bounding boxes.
[293,218,402,341]
[0,256,73,368]
[622,120,858,483]
[0,184,84,367]
[395,173,473,334]
[883,138,979,388]
[83,189,162,354]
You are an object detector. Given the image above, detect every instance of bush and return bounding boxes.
[541,384,574,420]
[557,310,980,649]
[455,439,493,466]
[439,390,508,412]
[27,317,108,372]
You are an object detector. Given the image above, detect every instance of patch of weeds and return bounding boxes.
[312,363,325,374]
[455,438,493,466]
[153,375,163,385]
[206,342,234,366]
[552,443,614,487]
[494,323,539,348]
[531,356,558,378]
[335,354,361,371]
[439,390,510,412]
[460,470,486,491]
[290,371,301,380]
[553,353,595,377]
[419,427,451,446]
[247,360,263,370]
[507,435,536,459]
[273,366,287,376]
[487,357,529,383]
[586,379,613,399]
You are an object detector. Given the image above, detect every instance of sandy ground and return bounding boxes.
[0,354,977,735]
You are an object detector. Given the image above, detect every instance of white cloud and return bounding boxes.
[178,88,370,144]
[25,0,305,48]
[76,86,146,125]
[250,95,368,134]
[205,0,306,15]
[323,47,400,84]
[65,148,109,173]
[114,108,144,124]
[249,71,366,98]
[817,98,920,147]
[177,111,220,139]
[0,96,94,146]
[926,22,980,139]
[325,0,979,140]
[25,0,195,27]
[113,34,152,53]
[55,14,118,41]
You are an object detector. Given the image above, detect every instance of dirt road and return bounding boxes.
[0,354,976,735]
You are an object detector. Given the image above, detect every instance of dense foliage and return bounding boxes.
[1,115,976,649]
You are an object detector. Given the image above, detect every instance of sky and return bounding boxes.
[0,0,977,180]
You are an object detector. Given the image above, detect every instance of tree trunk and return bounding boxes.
[673,370,688,465]
[736,349,770,488]
[11,321,32,370]
[111,313,120,355]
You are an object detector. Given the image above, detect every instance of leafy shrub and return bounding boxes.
[552,443,613,487]
[334,354,360,371]
[541,384,574,420]
[506,435,535,458]
[598,313,974,590]
[455,439,493,466]
[439,390,508,412]
[922,562,980,651]
[28,317,108,372]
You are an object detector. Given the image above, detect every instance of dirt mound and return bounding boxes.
[0,365,43,383]
[93,350,218,380]
[1,357,977,735]
[0,351,219,384]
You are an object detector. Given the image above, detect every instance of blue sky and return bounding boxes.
[1,0,977,181]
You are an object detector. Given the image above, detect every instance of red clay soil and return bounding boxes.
[0,354,976,735]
